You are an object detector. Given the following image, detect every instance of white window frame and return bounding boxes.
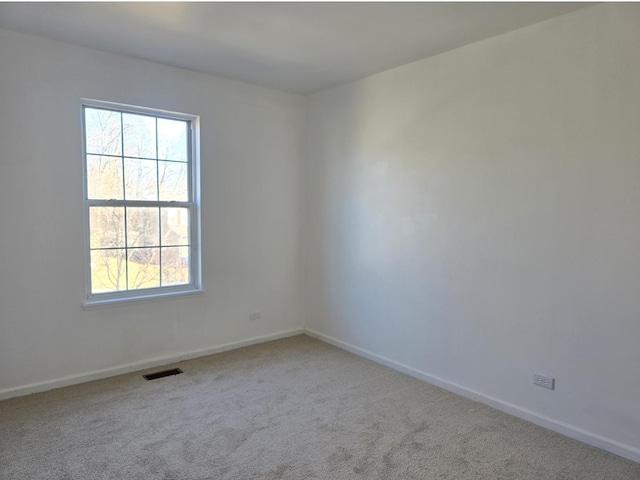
[81,99,202,308]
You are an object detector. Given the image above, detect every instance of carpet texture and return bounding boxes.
[1,335,638,479]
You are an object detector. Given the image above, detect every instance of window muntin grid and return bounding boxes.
[83,103,199,303]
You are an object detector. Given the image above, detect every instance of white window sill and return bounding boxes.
[82,288,204,310]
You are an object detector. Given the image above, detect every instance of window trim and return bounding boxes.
[81,99,202,308]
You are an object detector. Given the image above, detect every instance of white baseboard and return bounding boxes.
[0,328,304,401]
[2,326,637,464]
[304,328,640,464]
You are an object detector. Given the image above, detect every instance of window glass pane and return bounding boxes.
[86,155,123,200]
[85,108,122,156]
[90,249,127,293]
[161,247,190,286]
[124,158,158,201]
[161,207,190,246]
[84,103,198,300]
[158,118,188,162]
[123,113,156,159]
[126,207,159,247]
[127,248,160,290]
[158,161,188,201]
[89,207,125,248]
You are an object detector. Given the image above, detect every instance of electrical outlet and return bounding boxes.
[249,311,261,321]
[533,373,555,390]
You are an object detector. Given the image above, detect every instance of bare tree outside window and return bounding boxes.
[84,105,196,299]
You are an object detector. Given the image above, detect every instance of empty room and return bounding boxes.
[0,2,639,479]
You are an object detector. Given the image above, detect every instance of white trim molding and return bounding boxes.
[0,329,303,401]
[304,328,640,465]
[2,326,638,464]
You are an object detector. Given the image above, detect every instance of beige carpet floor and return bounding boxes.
[1,335,638,479]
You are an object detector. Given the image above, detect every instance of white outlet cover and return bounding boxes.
[533,373,555,390]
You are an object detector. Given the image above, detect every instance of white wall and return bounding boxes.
[0,28,305,395]
[304,4,640,461]
[2,2,639,463]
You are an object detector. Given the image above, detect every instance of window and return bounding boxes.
[82,101,200,306]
